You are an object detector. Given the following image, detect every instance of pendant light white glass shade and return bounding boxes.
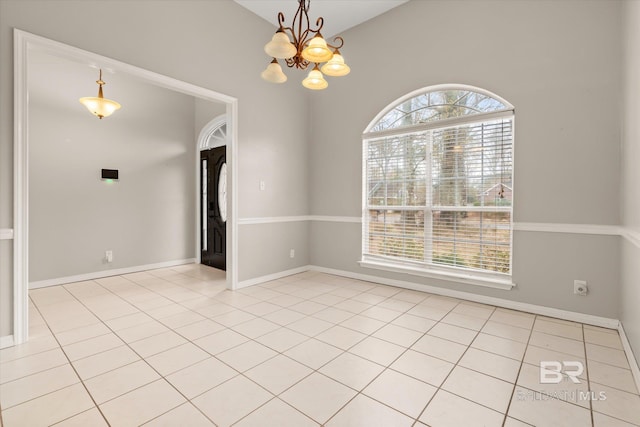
[264,31,297,59]
[320,52,351,77]
[261,59,288,83]
[302,65,328,90]
[301,36,333,63]
[79,96,121,119]
[78,70,121,119]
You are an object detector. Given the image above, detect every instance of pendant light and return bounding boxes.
[302,64,328,90]
[79,69,121,119]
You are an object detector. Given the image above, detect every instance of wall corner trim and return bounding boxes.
[0,229,14,240]
[237,215,362,225]
[513,222,621,236]
[308,216,362,223]
[621,227,640,249]
[238,216,309,225]
[618,322,640,397]
[28,258,196,289]
[0,335,15,349]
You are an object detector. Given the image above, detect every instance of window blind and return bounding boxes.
[364,117,513,275]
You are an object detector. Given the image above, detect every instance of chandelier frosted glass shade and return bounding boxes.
[301,36,333,63]
[264,31,297,59]
[302,65,328,90]
[261,59,288,83]
[320,51,351,77]
[78,69,121,119]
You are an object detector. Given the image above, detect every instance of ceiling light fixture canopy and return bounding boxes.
[261,0,350,90]
[79,69,121,119]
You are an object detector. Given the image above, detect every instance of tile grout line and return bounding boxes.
[24,294,113,426]
[500,312,536,426]
[412,302,500,425]
[226,280,415,425]
[45,271,223,426]
[583,323,595,427]
[226,275,444,425]
[80,269,234,426]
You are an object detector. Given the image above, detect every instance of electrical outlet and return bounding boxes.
[574,280,587,296]
[289,249,295,258]
[106,250,113,263]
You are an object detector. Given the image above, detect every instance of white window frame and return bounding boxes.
[360,84,516,290]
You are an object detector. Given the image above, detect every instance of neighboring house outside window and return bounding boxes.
[361,85,515,288]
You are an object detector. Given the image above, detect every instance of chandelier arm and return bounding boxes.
[289,0,306,48]
[284,56,310,70]
[327,36,345,50]
[280,26,298,48]
[277,11,286,29]
[298,27,311,47]
[293,0,325,48]
[312,17,324,34]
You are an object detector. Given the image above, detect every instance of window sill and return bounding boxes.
[358,259,515,291]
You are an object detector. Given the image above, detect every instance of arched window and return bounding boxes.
[361,85,514,286]
[199,115,227,151]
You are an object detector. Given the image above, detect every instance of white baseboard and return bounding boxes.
[237,265,311,289]
[618,323,640,396]
[29,258,196,289]
[307,265,620,329]
[0,335,15,349]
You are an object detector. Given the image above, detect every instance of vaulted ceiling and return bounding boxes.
[234,0,409,38]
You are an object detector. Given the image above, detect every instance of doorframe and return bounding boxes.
[196,115,227,265]
[13,29,239,346]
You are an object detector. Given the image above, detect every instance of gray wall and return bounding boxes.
[194,98,226,142]
[29,57,198,282]
[0,0,310,337]
[621,0,640,365]
[308,0,623,318]
[239,221,310,282]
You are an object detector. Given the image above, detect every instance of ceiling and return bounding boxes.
[234,0,409,38]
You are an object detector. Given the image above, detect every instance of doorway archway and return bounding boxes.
[13,29,239,345]
[197,115,228,270]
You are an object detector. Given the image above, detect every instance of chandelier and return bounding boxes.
[79,69,121,119]
[261,0,351,90]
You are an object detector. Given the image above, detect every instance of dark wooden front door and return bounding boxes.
[200,146,226,271]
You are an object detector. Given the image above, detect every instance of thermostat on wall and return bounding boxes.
[101,169,119,181]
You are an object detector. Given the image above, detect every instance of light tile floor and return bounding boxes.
[1,264,639,426]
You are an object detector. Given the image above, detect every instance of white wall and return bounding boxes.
[309,0,623,318]
[621,0,640,366]
[0,0,310,337]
